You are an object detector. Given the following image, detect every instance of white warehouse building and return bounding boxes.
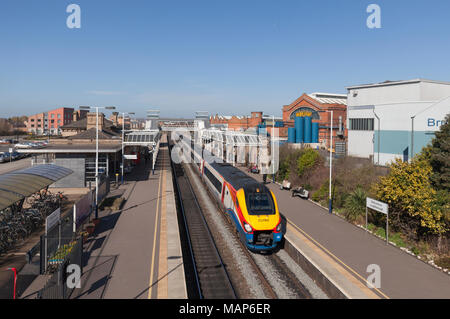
[346,79,450,165]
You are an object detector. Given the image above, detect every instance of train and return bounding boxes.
[177,137,283,252]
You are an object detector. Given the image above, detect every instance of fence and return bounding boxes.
[26,176,111,274]
[37,237,83,299]
[42,207,76,273]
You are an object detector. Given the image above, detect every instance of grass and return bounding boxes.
[435,256,450,269]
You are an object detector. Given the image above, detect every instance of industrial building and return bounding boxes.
[346,79,450,165]
[282,92,347,154]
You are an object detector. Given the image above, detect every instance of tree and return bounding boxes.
[373,157,446,237]
[430,113,450,191]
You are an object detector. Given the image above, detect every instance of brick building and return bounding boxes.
[210,112,265,131]
[27,108,88,135]
[282,92,347,149]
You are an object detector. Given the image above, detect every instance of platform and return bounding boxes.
[240,168,450,299]
[20,134,187,299]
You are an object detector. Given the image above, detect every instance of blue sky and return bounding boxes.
[1,0,450,118]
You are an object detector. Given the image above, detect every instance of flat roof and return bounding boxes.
[346,78,450,90]
[18,143,122,154]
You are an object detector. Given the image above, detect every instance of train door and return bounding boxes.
[223,184,234,212]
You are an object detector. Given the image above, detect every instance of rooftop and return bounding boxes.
[346,78,450,90]
[308,92,347,105]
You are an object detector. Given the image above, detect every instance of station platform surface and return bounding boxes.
[20,134,186,299]
[73,134,186,299]
[240,169,450,299]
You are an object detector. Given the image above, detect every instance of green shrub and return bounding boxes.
[297,149,320,176]
[343,187,367,222]
[312,180,329,202]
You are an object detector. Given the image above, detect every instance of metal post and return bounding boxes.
[386,211,389,245]
[95,108,99,219]
[329,110,333,214]
[373,110,380,165]
[122,112,125,184]
[366,206,368,231]
[411,116,415,161]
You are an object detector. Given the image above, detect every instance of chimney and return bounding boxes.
[86,112,105,131]
[111,112,119,126]
[73,111,79,122]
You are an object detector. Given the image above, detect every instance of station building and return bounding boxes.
[346,79,450,165]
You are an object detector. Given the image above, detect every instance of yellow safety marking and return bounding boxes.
[148,144,165,299]
[286,218,390,299]
[157,156,168,299]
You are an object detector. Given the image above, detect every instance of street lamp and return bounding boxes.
[80,106,116,219]
[319,110,334,214]
[121,112,135,184]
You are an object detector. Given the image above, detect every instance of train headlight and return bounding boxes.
[243,222,253,233]
[276,222,282,232]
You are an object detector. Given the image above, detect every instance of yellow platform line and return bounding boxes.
[157,155,168,299]
[286,218,390,299]
[148,151,165,299]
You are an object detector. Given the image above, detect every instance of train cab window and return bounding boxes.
[246,192,275,215]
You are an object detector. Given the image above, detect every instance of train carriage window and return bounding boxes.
[204,166,222,194]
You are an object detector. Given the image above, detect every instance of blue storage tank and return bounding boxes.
[295,116,304,143]
[304,116,312,143]
[312,122,319,143]
[288,127,296,143]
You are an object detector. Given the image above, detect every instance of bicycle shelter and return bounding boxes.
[0,164,73,212]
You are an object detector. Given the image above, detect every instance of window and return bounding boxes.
[51,114,55,118]
[58,114,61,118]
[349,118,374,131]
[246,192,275,215]
[204,166,222,193]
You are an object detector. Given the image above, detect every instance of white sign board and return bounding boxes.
[46,208,61,233]
[9,148,13,153]
[366,198,388,215]
[124,154,137,160]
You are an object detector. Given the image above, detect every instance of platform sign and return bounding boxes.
[366,198,388,215]
[366,198,389,244]
[124,154,137,160]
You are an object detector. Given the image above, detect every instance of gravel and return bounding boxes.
[184,162,327,299]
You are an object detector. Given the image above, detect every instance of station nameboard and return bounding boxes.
[366,198,388,215]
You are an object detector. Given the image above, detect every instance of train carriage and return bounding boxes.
[179,137,283,252]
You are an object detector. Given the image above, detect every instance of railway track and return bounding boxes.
[170,143,237,299]
[181,160,315,299]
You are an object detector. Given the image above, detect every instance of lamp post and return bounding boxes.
[80,106,116,219]
[121,112,135,184]
[319,110,334,214]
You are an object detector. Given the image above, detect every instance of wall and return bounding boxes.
[347,82,422,106]
[51,154,86,188]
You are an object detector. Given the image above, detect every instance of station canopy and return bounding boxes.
[0,164,73,211]
[202,129,264,147]
[124,130,160,146]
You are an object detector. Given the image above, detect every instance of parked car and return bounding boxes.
[0,152,11,163]
[248,164,260,174]
[15,142,32,149]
